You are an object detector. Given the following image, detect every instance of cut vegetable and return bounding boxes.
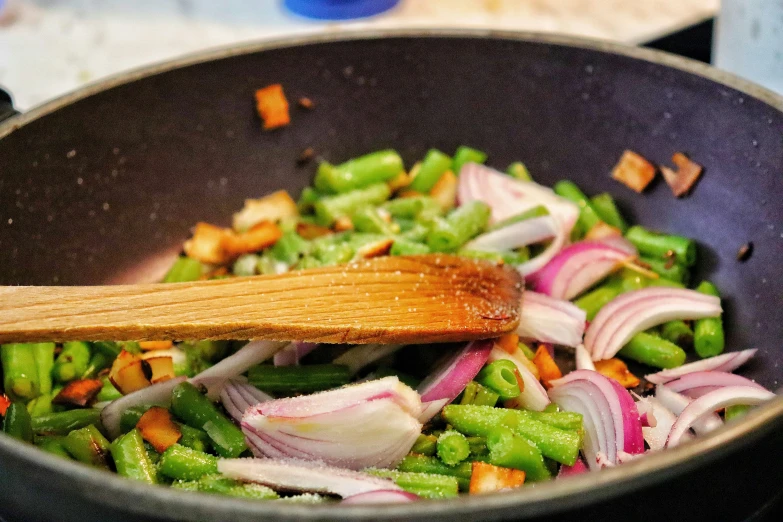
[611,150,656,193]
[255,84,290,130]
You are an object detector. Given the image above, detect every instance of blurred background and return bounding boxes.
[0,0,780,111]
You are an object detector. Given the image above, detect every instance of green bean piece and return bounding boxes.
[506,162,532,181]
[178,424,212,454]
[162,257,203,283]
[314,150,404,194]
[351,206,397,235]
[171,480,200,492]
[367,470,459,499]
[574,285,623,321]
[1,344,40,400]
[314,183,391,226]
[188,341,229,364]
[91,341,122,359]
[82,351,113,380]
[640,256,690,284]
[456,249,529,265]
[660,320,695,348]
[31,343,56,396]
[313,242,354,266]
[294,256,322,270]
[197,474,279,499]
[452,146,488,176]
[693,281,725,358]
[159,444,218,481]
[297,186,322,212]
[390,239,431,256]
[110,429,157,484]
[398,455,472,491]
[427,201,491,252]
[487,205,549,232]
[96,377,122,403]
[411,434,438,456]
[589,193,628,232]
[52,341,91,384]
[518,342,536,361]
[270,230,311,265]
[442,405,580,465]
[383,196,435,219]
[619,332,687,369]
[569,219,586,242]
[459,381,499,407]
[467,436,488,456]
[247,364,351,394]
[31,409,101,435]
[120,405,152,434]
[170,382,247,458]
[437,430,471,466]
[487,425,551,482]
[27,389,58,418]
[523,411,583,431]
[36,436,72,459]
[3,403,33,442]
[543,403,560,413]
[409,149,452,193]
[475,360,521,400]
[625,225,696,266]
[62,425,111,468]
[725,405,752,421]
[553,180,603,232]
[232,254,259,276]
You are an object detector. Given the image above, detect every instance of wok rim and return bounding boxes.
[1,28,782,520]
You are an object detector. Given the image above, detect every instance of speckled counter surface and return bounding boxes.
[1,0,718,110]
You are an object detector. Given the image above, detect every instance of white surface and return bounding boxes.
[0,0,718,111]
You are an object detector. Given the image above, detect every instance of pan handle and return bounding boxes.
[0,87,19,123]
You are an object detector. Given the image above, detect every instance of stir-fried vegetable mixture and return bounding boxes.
[1,146,774,504]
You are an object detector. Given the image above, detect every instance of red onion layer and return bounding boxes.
[220,378,272,423]
[655,385,722,436]
[273,342,319,366]
[645,349,757,384]
[517,291,586,348]
[663,371,766,398]
[342,490,419,504]
[463,215,558,252]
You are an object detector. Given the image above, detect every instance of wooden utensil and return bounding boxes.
[0,255,523,345]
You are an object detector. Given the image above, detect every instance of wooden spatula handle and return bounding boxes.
[0,255,522,344]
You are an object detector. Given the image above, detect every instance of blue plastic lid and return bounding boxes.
[284,0,400,20]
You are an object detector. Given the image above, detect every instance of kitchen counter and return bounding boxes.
[1,0,718,110]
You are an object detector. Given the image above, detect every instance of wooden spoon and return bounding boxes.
[0,255,523,345]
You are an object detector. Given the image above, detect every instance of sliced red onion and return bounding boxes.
[273,342,319,367]
[664,371,766,398]
[192,340,288,400]
[517,291,586,348]
[548,370,643,469]
[575,344,596,371]
[585,288,722,360]
[635,396,682,451]
[645,349,758,384]
[463,215,558,252]
[655,385,722,436]
[342,490,419,504]
[217,458,401,497]
[333,344,404,376]
[489,346,550,411]
[527,240,637,300]
[557,457,588,478]
[220,378,273,423]
[666,386,776,447]
[101,376,187,439]
[417,340,493,422]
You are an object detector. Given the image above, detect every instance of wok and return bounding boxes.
[0,30,781,522]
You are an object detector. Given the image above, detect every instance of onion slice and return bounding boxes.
[645,349,757,384]
[585,288,722,360]
[334,344,405,376]
[220,378,272,423]
[527,240,637,300]
[557,458,589,478]
[655,385,722,436]
[101,376,186,439]
[273,342,319,366]
[463,215,558,252]
[342,490,419,504]
[575,344,596,371]
[635,396,682,451]
[488,346,550,411]
[666,386,775,447]
[663,371,766,398]
[517,291,586,348]
[417,340,493,422]
[218,458,401,498]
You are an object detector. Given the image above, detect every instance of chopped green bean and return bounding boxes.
[725,405,752,421]
[660,320,694,348]
[247,364,351,394]
[351,206,396,235]
[411,434,437,456]
[52,341,91,383]
[452,146,487,176]
[31,343,55,396]
[315,183,391,226]
[518,342,536,361]
[625,225,696,266]
[162,256,203,283]
[427,201,491,252]
[390,239,431,256]
[398,455,472,491]
[110,429,157,484]
[475,360,521,399]
[553,180,602,232]
[487,205,549,233]
[410,149,452,193]
[197,474,279,499]
[619,332,687,369]
[693,281,725,358]
[456,249,529,265]
[486,425,550,482]
[62,425,111,468]
[36,436,71,459]
[26,388,58,417]
[314,150,404,193]
[640,256,690,284]
[297,186,322,213]
[159,444,218,481]
[3,402,33,442]
[574,284,622,321]
[270,230,311,265]
[232,254,259,276]
[459,381,499,407]
[437,430,470,466]
[367,470,459,499]
[2,343,40,400]
[590,193,628,232]
[96,377,122,403]
[82,351,113,379]
[506,162,532,181]
[31,409,101,435]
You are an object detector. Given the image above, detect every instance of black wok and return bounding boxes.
[0,30,781,522]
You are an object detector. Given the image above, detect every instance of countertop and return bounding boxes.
[1,0,718,111]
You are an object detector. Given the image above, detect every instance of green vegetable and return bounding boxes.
[590,193,628,232]
[178,424,212,453]
[619,332,687,369]
[351,206,396,235]
[1,343,40,400]
[196,474,278,499]
[232,254,259,276]
[297,186,322,213]
[640,256,690,284]
[398,454,472,491]
[26,389,58,418]
[92,341,122,359]
[159,444,218,481]
[459,381,499,407]
[427,201,491,252]
[162,257,203,283]
[247,364,351,394]
[574,284,622,321]
[390,239,431,256]
[693,281,725,358]
[487,205,549,232]
[31,342,56,395]
[314,150,403,193]
[436,430,470,466]
[315,183,391,226]
[36,436,71,459]
[725,404,752,421]
[110,429,157,484]
[410,149,452,193]
[62,424,111,468]
[3,402,33,442]
[506,162,532,181]
[475,360,521,399]
[518,342,536,361]
[31,409,101,435]
[367,470,459,499]
[96,377,122,403]
[486,425,550,482]
[410,434,437,456]
[170,382,247,458]
[553,180,603,232]
[52,341,91,383]
[660,320,694,348]
[82,350,113,379]
[270,230,311,265]
[452,146,487,176]
[625,225,697,267]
